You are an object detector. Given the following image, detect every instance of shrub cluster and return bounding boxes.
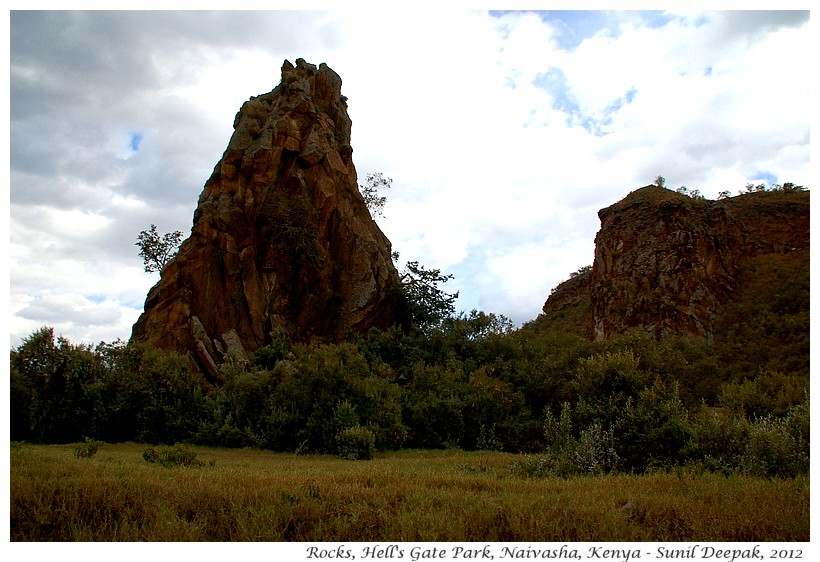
[142,444,210,468]
[335,426,376,460]
[9,288,808,477]
[73,437,102,459]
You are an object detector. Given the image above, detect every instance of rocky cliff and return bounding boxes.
[543,186,809,341]
[131,59,399,378]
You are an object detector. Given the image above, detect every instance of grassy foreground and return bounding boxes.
[10,442,809,541]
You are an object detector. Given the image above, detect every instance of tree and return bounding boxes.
[677,186,705,200]
[136,224,183,273]
[393,259,459,332]
[654,175,666,188]
[10,327,105,443]
[360,172,391,219]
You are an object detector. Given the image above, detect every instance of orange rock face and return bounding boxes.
[131,59,399,376]
[544,186,809,341]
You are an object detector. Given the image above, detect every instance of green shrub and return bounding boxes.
[572,423,619,474]
[613,380,691,472]
[253,327,291,370]
[573,350,649,429]
[543,403,573,450]
[401,364,466,449]
[335,425,375,460]
[266,342,393,454]
[74,437,103,459]
[509,454,568,478]
[719,370,808,419]
[514,404,619,478]
[475,424,503,451]
[738,402,809,478]
[333,400,360,433]
[684,407,750,473]
[135,349,208,445]
[142,444,204,468]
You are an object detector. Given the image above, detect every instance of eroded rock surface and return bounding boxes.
[543,186,809,341]
[131,59,399,377]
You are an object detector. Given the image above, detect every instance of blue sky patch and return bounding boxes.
[752,171,778,185]
[129,132,143,152]
[534,67,579,115]
[533,69,636,136]
[490,11,677,50]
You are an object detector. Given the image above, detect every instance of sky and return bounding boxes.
[7,7,814,350]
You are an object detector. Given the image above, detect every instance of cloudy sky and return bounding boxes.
[8,8,813,350]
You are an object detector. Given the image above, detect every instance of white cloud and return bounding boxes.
[8,10,812,349]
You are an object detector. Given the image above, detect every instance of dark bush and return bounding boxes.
[335,425,376,460]
[74,437,103,459]
[143,444,204,468]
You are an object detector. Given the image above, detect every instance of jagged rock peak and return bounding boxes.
[131,59,399,379]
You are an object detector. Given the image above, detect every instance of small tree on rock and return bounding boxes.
[136,224,183,273]
[360,172,391,219]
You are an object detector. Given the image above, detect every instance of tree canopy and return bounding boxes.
[360,172,391,219]
[136,224,183,273]
[392,259,459,332]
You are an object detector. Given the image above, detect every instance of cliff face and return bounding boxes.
[543,186,809,341]
[131,59,399,377]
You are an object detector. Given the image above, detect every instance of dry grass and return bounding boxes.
[10,443,809,541]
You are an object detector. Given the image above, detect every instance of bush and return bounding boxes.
[401,364,466,449]
[136,349,208,445]
[573,350,649,429]
[74,437,103,459]
[572,423,619,474]
[509,454,569,478]
[253,327,291,370]
[265,342,402,454]
[195,366,273,448]
[613,380,691,472]
[335,425,376,460]
[719,370,808,420]
[684,407,750,473]
[514,404,619,478]
[142,444,205,468]
[683,398,809,478]
[475,424,503,451]
[738,401,809,478]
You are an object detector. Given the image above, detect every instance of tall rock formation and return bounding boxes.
[543,185,809,341]
[131,59,399,377]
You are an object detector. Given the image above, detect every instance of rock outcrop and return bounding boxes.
[543,186,809,341]
[131,59,399,377]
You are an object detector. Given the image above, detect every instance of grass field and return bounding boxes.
[10,442,809,541]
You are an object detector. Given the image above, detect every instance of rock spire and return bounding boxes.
[131,59,399,378]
